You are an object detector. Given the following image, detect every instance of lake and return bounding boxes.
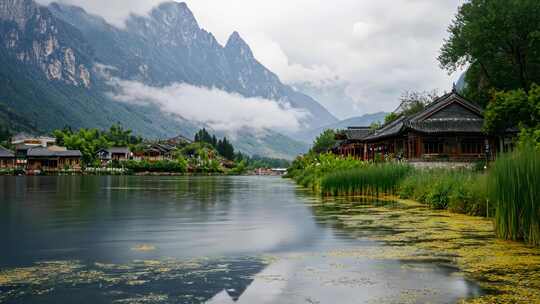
[0,176,483,303]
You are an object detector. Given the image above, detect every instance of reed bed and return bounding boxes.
[398,170,489,214]
[489,146,540,246]
[320,163,412,196]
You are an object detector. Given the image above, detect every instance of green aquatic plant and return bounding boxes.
[398,170,489,215]
[320,163,412,196]
[490,146,540,246]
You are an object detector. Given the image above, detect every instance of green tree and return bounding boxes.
[484,84,540,147]
[217,137,235,160]
[384,90,438,125]
[439,0,540,106]
[384,112,400,125]
[194,128,214,146]
[311,129,337,154]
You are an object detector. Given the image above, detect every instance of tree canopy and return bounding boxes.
[53,124,142,165]
[384,90,439,125]
[439,0,540,106]
[194,128,235,161]
[484,84,540,146]
[311,129,337,154]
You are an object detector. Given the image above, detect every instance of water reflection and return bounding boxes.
[0,176,483,303]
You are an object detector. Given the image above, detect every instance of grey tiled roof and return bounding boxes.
[407,119,484,134]
[343,127,372,140]
[107,147,130,154]
[363,116,406,141]
[362,91,491,141]
[0,146,14,158]
[27,147,82,157]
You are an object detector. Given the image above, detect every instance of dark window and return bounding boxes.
[461,140,483,154]
[424,141,444,154]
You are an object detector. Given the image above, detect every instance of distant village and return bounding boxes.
[0,132,287,176]
[0,133,184,174]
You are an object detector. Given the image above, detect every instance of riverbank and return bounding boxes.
[286,147,540,246]
[286,148,540,302]
[310,197,540,303]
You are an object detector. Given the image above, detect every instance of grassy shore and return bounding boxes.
[287,146,540,246]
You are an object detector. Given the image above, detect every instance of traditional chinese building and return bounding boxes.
[0,146,15,169]
[97,147,131,165]
[335,90,517,162]
[26,147,82,173]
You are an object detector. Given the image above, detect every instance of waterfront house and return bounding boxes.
[334,89,517,163]
[333,127,372,157]
[133,143,176,162]
[11,133,56,147]
[97,147,131,165]
[26,147,82,173]
[166,134,193,147]
[0,146,15,169]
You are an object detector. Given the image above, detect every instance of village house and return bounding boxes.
[0,146,15,169]
[11,133,56,147]
[12,133,57,167]
[166,134,193,147]
[26,147,82,174]
[334,90,517,163]
[97,147,131,165]
[133,143,176,162]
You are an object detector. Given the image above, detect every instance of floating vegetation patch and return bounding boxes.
[311,198,540,303]
[131,244,157,252]
[0,257,269,303]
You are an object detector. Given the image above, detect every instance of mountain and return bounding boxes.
[296,112,388,144]
[0,0,331,158]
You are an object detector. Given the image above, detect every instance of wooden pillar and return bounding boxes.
[363,143,368,161]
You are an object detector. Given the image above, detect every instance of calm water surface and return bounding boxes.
[0,176,482,303]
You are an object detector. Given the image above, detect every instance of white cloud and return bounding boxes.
[37,0,467,118]
[106,76,308,133]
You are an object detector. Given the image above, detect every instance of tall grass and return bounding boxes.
[320,163,412,196]
[398,170,489,214]
[287,153,364,190]
[490,146,540,246]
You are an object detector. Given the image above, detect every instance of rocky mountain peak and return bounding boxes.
[150,1,199,30]
[0,0,38,30]
[225,31,254,59]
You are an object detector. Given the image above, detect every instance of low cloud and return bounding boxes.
[38,0,467,118]
[106,76,308,133]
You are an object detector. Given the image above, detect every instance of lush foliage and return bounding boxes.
[484,84,540,135]
[321,163,412,196]
[53,124,142,165]
[384,112,400,125]
[194,128,217,146]
[290,155,489,217]
[439,0,540,106]
[179,142,224,173]
[384,90,439,124]
[399,170,489,215]
[286,153,364,190]
[490,146,540,246]
[311,129,337,154]
[194,128,235,160]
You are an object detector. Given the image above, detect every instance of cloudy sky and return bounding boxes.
[39,0,465,119]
